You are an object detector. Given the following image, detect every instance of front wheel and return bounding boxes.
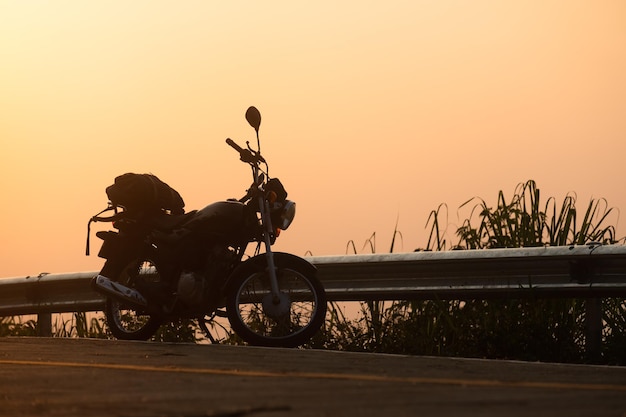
[226,253,327,348]
[104,259,163,340]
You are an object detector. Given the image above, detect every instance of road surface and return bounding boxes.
[1,337,625,416]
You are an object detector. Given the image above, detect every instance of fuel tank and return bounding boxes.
[183,200,258,243]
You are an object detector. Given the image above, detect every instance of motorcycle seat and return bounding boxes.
[152,210,198,231]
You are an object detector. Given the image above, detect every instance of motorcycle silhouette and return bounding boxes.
[87,106,327,347]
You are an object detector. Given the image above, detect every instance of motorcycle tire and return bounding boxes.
[226,252,327,348]
[104,259,163,341]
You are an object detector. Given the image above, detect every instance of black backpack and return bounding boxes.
[106,173,185,215]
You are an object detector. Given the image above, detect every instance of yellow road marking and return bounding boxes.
[1,359,625,392]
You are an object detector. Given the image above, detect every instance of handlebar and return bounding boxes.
[226,138,245,153]
[226,138,266,164]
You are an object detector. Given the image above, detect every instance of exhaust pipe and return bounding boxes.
[92,275,148,307]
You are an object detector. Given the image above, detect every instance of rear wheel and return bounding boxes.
[226,254,326,347]
[104,259,163,340]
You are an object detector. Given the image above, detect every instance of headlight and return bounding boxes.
[278,200,296,230]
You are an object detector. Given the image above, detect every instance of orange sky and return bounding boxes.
[1,1,625,278]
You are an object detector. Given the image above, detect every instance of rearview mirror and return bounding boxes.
[245,106,261,133]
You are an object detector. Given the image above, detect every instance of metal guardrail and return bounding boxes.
[316,244,626,301]
[1,244,626,317]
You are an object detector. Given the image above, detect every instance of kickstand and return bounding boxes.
[198,313,223,344]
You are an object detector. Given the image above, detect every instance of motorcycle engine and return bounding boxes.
[176,246,235,307]
[177,271,204,306]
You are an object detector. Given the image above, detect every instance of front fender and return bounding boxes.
[224,252,316,291]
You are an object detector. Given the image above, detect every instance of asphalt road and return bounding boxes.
[1,337,625,417]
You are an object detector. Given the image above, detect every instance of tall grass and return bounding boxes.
[1,316,38,336]
[430,180,618,250]
[54,313,108,338]
[0,313,198,343]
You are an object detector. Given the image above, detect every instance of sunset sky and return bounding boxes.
[1,1,625,278]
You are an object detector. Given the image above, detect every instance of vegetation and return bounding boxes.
[309,180,625,364]
[426,180,618,250]
[0,313,199,343]
[2,180,625,364]
[1,316,38,337]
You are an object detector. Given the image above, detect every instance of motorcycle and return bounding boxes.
[86,106,327,347]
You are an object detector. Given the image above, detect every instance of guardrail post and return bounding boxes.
[37,313,52,337]
[584,298,602,363]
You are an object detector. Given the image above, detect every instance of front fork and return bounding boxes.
[258,195,281,301]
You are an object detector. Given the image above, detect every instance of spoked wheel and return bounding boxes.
[104,259,163,340]
[226,253,327,348]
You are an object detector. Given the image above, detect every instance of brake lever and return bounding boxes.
[246,141,266,163]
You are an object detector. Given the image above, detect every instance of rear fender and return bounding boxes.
[96,231,142,261]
